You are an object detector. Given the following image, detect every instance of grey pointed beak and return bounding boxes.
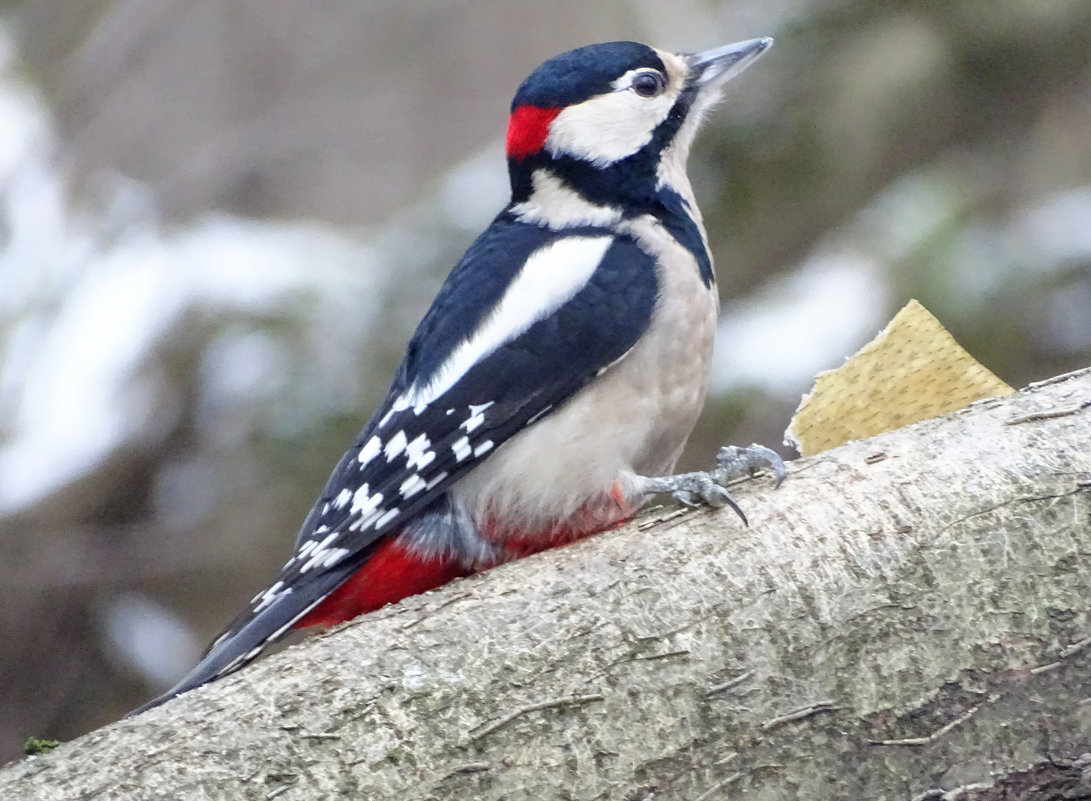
[686,37,773,87]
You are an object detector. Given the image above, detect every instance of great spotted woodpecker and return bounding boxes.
[133,37,781,714]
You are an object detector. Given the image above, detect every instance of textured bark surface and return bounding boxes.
[3,369,1090,800]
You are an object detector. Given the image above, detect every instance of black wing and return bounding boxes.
[133,214,659,712]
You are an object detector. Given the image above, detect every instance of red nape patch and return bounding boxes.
[294,538,472,628]
[506,105,560,159]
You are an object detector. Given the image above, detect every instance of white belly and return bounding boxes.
[450,216,717,534]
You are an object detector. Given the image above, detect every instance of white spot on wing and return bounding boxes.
[380,395,411,428]
[452,436,471,462]
[350,486,380,515]
[425,471,449,490]
[473,440,494,457]
[399,474,427,498]
[402,236,613,407]
[321,547,349,568]
[355,508,383,531]
[405,433,435,470]
[299,531,341,573]
[252,581,286,612]
[376,508,399,529]
[332,487,353,510]
[384,430,408,461]
[294,539,318,561]
[357,435,382,466]
[289,527,331,566]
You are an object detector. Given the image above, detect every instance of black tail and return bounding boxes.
[126,559,360,716]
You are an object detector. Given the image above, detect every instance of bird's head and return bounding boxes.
[505,38,772,215]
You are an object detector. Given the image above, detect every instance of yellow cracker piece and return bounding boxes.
[786,299,1013,456]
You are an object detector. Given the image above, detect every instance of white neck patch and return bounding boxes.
[511,169,623,229]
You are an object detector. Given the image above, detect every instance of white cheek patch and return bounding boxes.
[404,235,613,408]
[545,73,677,167]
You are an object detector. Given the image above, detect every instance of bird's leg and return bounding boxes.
[636,444,786,526]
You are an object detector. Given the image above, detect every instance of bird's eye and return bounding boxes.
[631,71,666,97]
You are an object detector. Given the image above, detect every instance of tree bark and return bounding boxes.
[4,368,1090,800]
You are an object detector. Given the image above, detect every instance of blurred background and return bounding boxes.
[1,0,1089,760]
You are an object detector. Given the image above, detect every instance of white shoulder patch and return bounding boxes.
[404,235,613,408]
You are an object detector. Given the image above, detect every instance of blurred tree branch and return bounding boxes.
[2,368,1088,799]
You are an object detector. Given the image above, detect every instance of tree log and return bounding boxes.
[3,368,1090,800]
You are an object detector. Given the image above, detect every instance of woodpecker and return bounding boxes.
[132,36,782,714]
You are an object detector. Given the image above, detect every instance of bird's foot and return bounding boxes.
[636,444,786,526]
[711,444,787,488]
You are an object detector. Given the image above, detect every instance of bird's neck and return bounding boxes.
[507,152,697,233]
[506,157,713,287]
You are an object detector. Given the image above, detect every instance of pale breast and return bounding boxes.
[450,215,718,534]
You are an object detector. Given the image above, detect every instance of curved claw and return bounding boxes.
[637,471,749,525]
[690,481,748,526]
[722,493,748,527]
[636,442,782,528]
